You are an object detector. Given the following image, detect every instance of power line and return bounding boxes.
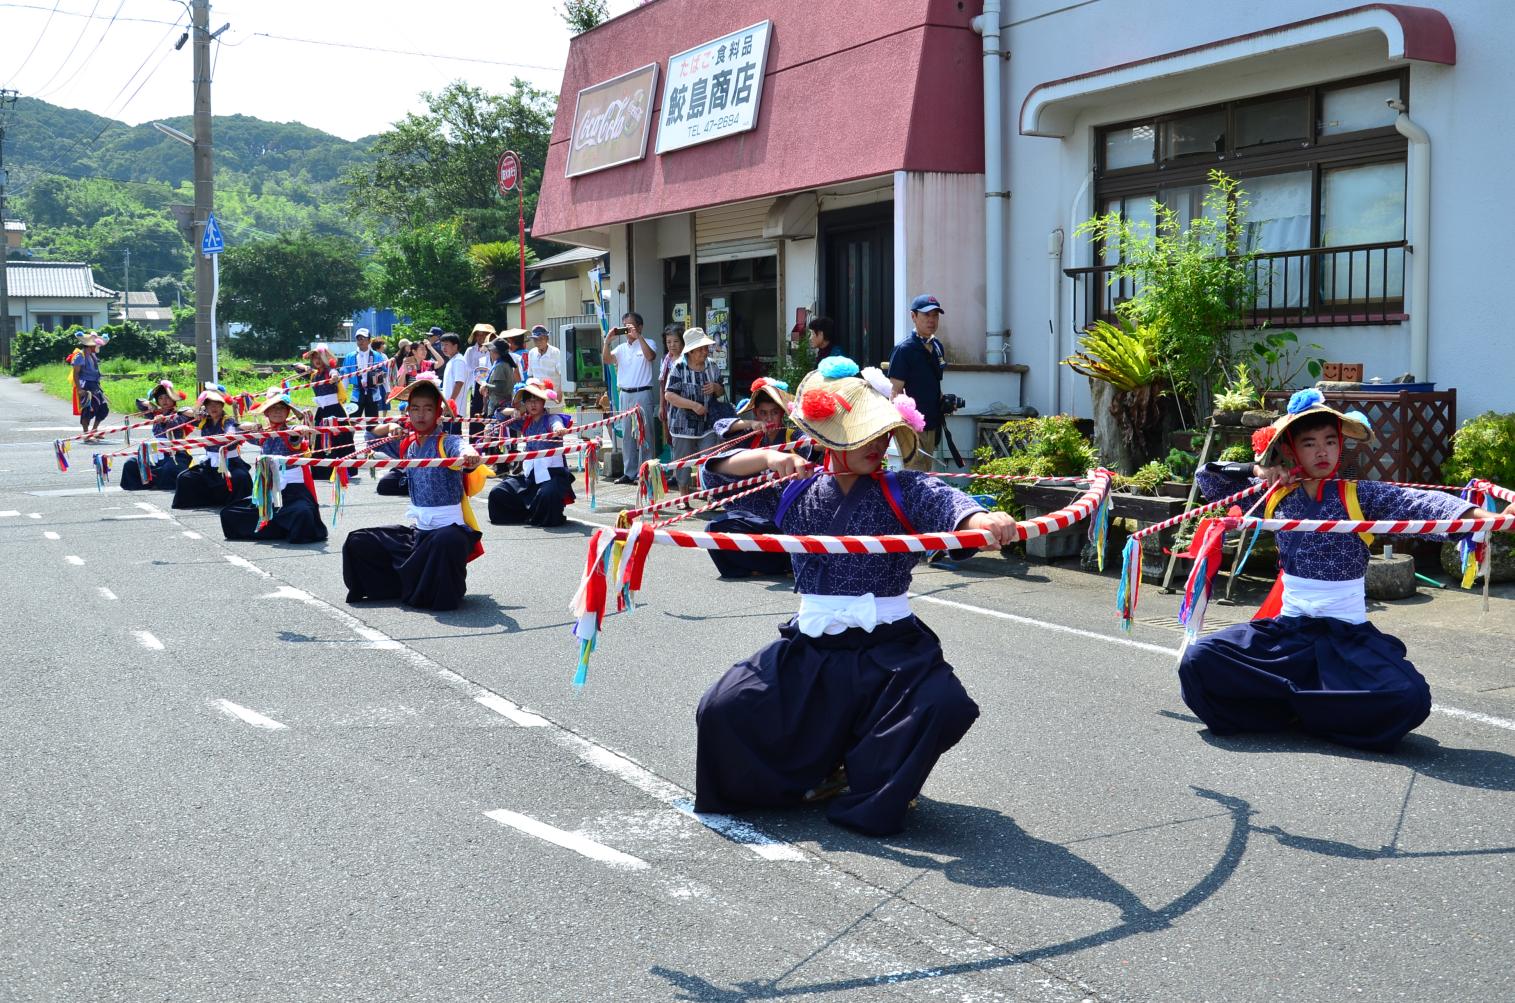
[5,0,62,86]
[0,5,566,72]
[23,0,105,98]
[33,0,129,101]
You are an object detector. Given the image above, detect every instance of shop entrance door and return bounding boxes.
[819,204,894,368]
[697,255,780,394]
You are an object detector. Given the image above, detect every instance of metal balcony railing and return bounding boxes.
[1064,240,1409,334]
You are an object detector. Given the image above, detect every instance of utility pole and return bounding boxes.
[0,88,18,370]
[122,249,130,327]
[192,0,215,386]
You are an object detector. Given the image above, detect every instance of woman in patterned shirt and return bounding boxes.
[693,357,1018,836]
[662,327,728,494]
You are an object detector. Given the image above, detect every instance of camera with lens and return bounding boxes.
[940,393,967,415]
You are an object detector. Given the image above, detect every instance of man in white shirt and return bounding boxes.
[526,325,564,394]
[439,332,470,429]
[600,311,657,484]
[344,329,389,420]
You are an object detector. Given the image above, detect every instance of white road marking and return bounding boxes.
[43,531,60,540]
[27,486,123,497]
[484,809,649,870]
[1432,705,1515,732]
[64,555,85,565]
[27,513,40,519]
[181,530,202,540]
[0,510,17,518]
[909,591,1179,656]
[134,631,164,650]
[474,693,549,727]
[212,699,288,731]
[104,501,170,520]
[97,587,118,601]
[224,549,807,861]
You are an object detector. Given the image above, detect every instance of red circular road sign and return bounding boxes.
[497,151,520,195]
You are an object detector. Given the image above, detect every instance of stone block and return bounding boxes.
[1365,553,1416,600]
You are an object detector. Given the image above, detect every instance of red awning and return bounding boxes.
[533,0,985,241]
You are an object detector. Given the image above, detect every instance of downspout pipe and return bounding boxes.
[973,0,1007,366]
[1391,98,1430,383]
[1047,227,1064,413]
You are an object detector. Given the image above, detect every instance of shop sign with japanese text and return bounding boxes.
[655,21,771,155]
[565,62,660,178]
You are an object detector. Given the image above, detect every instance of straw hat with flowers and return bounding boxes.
[788,357,924,461]
[1254,388,1374,467]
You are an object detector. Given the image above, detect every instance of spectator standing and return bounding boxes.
[484,337,522,416]
[888,294,949,472]
[344,328,389,420]
[601,310,657,484]
[527,324,565,393]
[439,333,470,429]
[807,316,847,360]
[658,323,685,440]
[662,326,728,494]
[465,324,495,426]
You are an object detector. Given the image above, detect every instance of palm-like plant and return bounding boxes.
[1061,318,1158,391]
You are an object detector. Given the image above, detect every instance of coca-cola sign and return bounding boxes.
[564,62,660,178]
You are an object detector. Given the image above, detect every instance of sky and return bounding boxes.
[1,0,643,141]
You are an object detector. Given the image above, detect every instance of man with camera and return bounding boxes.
[889,293,960,472]
[600,311,658,484]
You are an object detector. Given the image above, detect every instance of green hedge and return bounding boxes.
[10,321,191,374]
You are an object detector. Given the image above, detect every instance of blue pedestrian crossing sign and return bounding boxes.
[201,213,225,255]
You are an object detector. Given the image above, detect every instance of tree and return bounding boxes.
[220,234,368,358]
[371,222,495,335]
[468,240,536,312]
[342,80,555,247]
[559,0,609,34]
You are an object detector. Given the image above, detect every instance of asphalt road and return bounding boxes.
[3,375,1513,1003]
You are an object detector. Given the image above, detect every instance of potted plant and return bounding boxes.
[972,415,1098,560]
[1077,170,1255,428]
[1061,317,1174,474]
[1211,364,1258,426]
[1439,411,1515,583]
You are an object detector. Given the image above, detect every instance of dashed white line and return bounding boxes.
[223,550,808,863]
[910,591,1178,656]
[27,486,122,497]
[182,530,203,540]
[0,510,18,518]
[212,699,288,731]
[43,531,60,540]
[474,693,550,727]
[484,809,649,870]
[97,587,118,601]
[134,631,164,650]
[27,513,40,519]
[1433,705,1515,732]
[64,555,85,566]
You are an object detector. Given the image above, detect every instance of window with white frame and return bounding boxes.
[1093,71,1408,326]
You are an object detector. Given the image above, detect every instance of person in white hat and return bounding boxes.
[171,383,253,510]
[220,390,327,544]
[1181,387,1515,751]
[662,326,728,494]
[486,378,575,528]
[691,356,1017,837]
[121,381,193,492]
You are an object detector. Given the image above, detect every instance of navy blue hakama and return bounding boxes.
[220,483,327,544]
[1178,615,1432,751]
[171,457,252,510]
[341,522,480,611]
[705,514,793,578]
[695,616,980,836]
[120,452,189,492]
[375,471,409,496]
[486,469,574,527]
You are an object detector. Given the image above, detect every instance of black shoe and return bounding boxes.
[613,475,637,485]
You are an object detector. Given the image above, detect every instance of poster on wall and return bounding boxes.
[705,305,730,374]
[565,62,660,178]
[655,21,772,155]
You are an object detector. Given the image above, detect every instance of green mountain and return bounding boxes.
[3,98,373,294]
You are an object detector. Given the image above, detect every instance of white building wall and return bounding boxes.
[1002,0,1507,419]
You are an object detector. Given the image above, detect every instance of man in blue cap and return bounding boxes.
[889,294,948,471]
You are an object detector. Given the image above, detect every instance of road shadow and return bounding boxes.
[650,787,1254,1001]
[1197,730,1515,792]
